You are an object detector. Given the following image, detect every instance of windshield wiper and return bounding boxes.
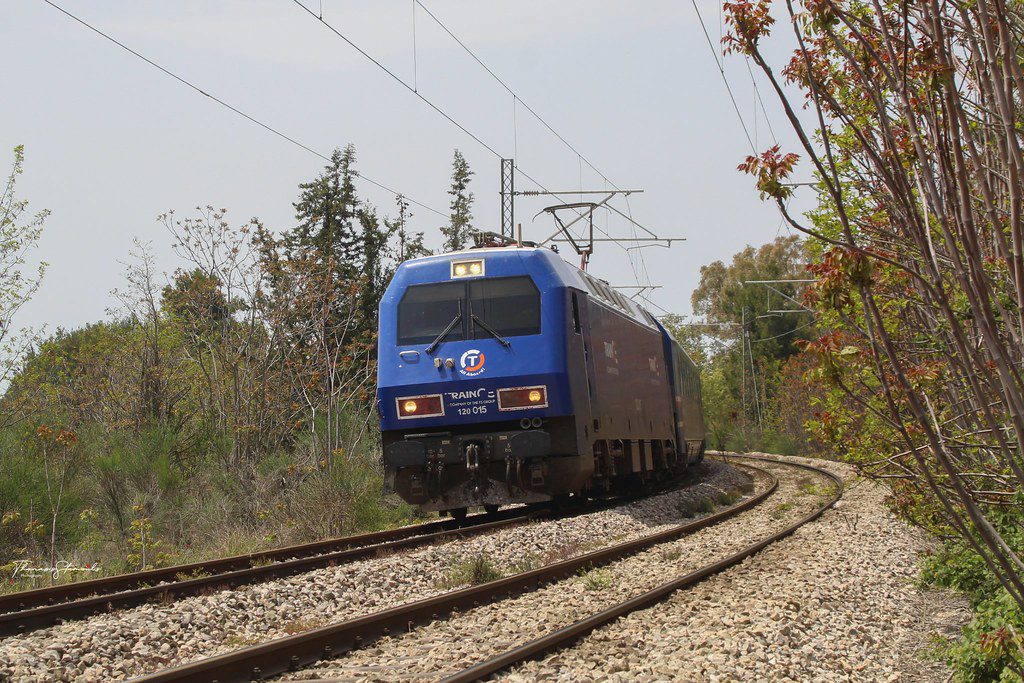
[471,313,511,348]
[426,300,463,354]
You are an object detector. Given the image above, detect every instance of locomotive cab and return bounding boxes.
[377,244,705,515]
[377,247,591,513]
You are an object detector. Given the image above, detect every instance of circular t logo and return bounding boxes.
[459,349,486,376]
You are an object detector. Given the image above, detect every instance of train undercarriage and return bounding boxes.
[382,416,705,516]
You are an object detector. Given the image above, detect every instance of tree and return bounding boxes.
[441,149,474,252]
[288,146,360,271]
[285,146,396,343]
[724,0,1024,624]
[388,194,430,265]
[0,146,47,426]
[690,235,812,427]
[37,425,77,576]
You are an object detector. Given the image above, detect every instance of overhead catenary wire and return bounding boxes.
[44,0,661,289]
[413,0,624,194]
[750,318,816,342]
[411,0,419,91]
[690,0,800,247]
[689,0,756,154]
[39,0,448,219]
[412,0,664,292]
[745,58,778,146]
[290,0,505,160]
[291,0,658,281]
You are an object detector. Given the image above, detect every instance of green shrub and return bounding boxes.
[438,554,503,589]
[581,568,613,591]
[920,505,1024,682]
[717,489,741,506]
[695,496,715,514]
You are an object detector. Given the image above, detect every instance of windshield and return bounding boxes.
[469,277,541,338]
[397,281,464,345]
[397,276,541,346]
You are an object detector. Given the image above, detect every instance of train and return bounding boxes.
[376,241,705,517]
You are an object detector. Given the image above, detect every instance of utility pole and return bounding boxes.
[500,158,515,240]
[741,307,747,423]
[738,279,816,431]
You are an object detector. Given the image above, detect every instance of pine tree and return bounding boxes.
[282,145,378,345]
[288,145,360,273]
[357,205,390,330]
[389,194,430,265]
[441,150,474,252]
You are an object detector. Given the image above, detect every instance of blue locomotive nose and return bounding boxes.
[375,244,705,515]
[376,249,569,432]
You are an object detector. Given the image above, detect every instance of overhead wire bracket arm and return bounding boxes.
[516,189,644,196]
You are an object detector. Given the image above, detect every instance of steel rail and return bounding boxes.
[129,465,778,682]
[0,508,538,616]
[441,456,843,683]
[0,509,546,637]
[0,465,706,637]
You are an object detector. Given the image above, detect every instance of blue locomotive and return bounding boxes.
[377,244,705,517]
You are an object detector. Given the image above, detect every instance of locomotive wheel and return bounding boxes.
[484,504,500,515]
[448,507,468,520]
[550,493,571,512]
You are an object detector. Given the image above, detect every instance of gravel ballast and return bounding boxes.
[500,454,966,683]
[281,458,825,681]
[0,461,750,681]
[281,455,965,683]
[2,455,964,682]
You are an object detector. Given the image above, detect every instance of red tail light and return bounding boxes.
[498,386,548,411]
[396,394,444,419]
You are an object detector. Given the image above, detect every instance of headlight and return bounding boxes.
[498,386,548,411]
[451,259,485,278]
[396,394,444,419]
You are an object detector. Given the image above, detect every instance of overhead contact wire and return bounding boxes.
[39,0,448,219]
[413,0,623,193]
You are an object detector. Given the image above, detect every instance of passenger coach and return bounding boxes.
[377,244,704,516]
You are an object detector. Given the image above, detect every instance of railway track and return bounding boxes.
[127,459,785,682]
[0,507,544,637]
[0,464,706,638]
[441,455,843,682]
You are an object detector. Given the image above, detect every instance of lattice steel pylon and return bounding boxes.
[500,158,515,239]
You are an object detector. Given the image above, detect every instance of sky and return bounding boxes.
[2,0,813,336]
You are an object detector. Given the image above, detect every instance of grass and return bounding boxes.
[436,553,504,589]
[820,484,840,499]
[540,538,608,565]
[224,634,260,648]
[510,554,541,574]
[174,569,212,581]
[695,496,716,514]
[281,616,326,635]
[677,489,730,518]
[717,489,742,506]
[772,502,795,519]
[796,477,820,496]
[660,547,683,562]
[580,568,613,591]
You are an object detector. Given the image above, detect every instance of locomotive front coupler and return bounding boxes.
[464,442,484,495]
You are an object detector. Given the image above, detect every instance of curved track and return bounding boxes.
[129,461,780,682]
[441,455,842,682]
[0,508,544,637]
[0,464,705,637]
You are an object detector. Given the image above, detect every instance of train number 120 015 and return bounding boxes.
[456,405,489,416]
